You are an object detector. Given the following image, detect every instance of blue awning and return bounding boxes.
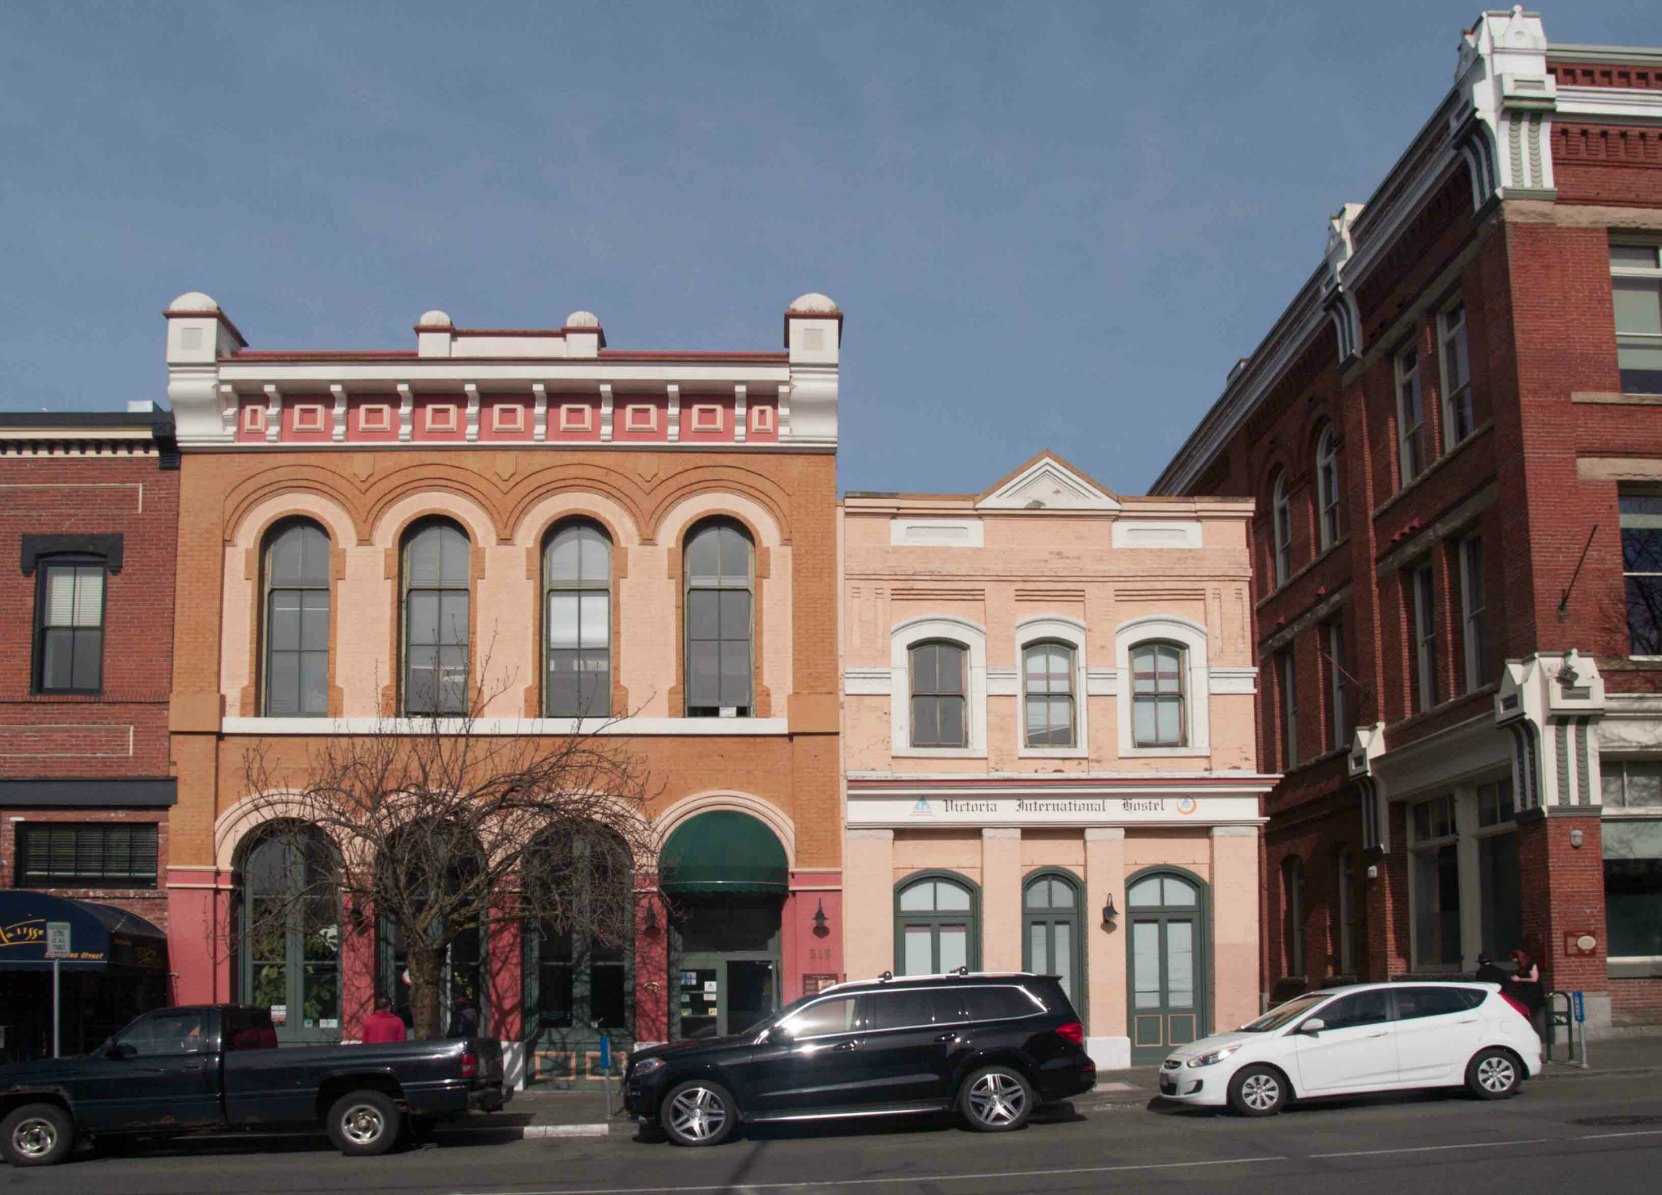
[0,891,167,972]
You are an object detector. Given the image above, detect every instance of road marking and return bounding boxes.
[1310,1128,1662,1160]
[1572,1128,1662,1141]
[446,1154,1289,1194]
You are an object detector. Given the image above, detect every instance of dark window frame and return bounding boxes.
[400,518,472,716]
[543,519,614,719]
[32,555,108,695]
[683,518,755,717]
[261,518,332,717]
[909,639,969,748]
[15,821,158,888]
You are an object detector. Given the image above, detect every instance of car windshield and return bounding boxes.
[1239,993,1328,1032]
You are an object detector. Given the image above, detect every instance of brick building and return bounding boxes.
[840,454,1272,1066]
[0,408,179,1059]
[1153,10,1662,1033]
[160,291,843,1084]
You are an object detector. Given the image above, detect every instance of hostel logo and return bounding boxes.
[910,798,933,816]
[1176,797,1198,816]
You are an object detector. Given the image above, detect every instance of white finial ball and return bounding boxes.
[418,310,452,327]
[565,310,600,328]
[169,291,220,312]
[788,292,839,313]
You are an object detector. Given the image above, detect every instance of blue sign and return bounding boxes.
[599,1034,612,1072]
[1573,991,1585,1023]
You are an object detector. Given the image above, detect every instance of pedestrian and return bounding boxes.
[362,995,408,1044]
[448,990,481,1039]
[1507,948,1544,1038]
[1475,953,1508,985]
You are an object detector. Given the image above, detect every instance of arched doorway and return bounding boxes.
[376,825,486,1035]
[1023,870,1084,1014]
[659,810,787,1038]
[1125,866,1211,1065]
[235,823,342,1043]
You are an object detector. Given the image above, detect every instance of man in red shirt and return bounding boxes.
[361,995,408,1044]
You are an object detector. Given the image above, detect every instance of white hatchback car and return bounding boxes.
[1158,982,1541,1116]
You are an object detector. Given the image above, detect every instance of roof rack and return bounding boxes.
[814,969,1037,996]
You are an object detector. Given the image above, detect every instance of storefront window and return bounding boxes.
[524,828,632,1035]
[1604,759,1662,959]
[1475,779,1521,960]
[896,874,978,975]
[1411,795,1461,968]
[238,824,341,1040]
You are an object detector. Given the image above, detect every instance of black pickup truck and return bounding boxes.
[0,1004,507,1166]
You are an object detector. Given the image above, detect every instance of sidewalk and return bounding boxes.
[440,1035,1662,1138]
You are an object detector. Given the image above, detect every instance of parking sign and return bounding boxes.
[44,921,71,959]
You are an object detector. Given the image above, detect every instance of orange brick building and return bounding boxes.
[161,293,843,1083]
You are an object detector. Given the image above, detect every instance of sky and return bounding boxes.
[1,1,1656,495]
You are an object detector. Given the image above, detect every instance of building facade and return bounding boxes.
[161,292,844,1082]
[1153,11,1662,1032]
[0,409,178,1060]
[840,453,1271,1066]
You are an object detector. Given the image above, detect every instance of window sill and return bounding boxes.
[1609,958,1662,979]
[1370,418,1494,523]
[1119,745,1210,758]
[1018,745,1088,760]
[893,746,987,759]
[1571,391,1662,406]
[1257,537,1351,609]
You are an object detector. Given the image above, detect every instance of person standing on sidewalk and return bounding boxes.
[1475,953,1509,985]
[362,996,409,1044]
[1508,949,1544,1038]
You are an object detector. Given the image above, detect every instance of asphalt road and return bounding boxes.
[5,1072,1660,1195]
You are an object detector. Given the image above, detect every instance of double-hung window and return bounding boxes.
[262,520,330,716]
[1409,560,1438,713]
[1621,488,1662,656]
[402,520,470,715]
[35,560,105,693]
[1611,243,1662,394]
[1130,642,1186,748]
[684,520,754,716]
[1022,641,1075,748]
[1324,616,1350,753]
[1459,536,1490,690]
[1316,428,1342,550]
[1439,301,1475,448]
[1271,471,1292,585]
[1277,647,1298,770]
[1602,760,1662,960]
[910,641,967,748]
[544,521,612,717]
[1396,344,1427,486]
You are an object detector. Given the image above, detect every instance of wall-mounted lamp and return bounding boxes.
[812,898,830,938]
[1366,864,1379,880]
[1570,829,1584,849]
[644,902,660,935]
[1101,894,1117,927]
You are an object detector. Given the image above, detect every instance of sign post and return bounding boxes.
[44,921,71,1059]
[599,1033,613,1115]
[1573,990,1588,1069]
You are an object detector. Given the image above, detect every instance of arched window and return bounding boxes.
[1130,642,1186,748]
[1023,641,1076,748]
[1271,470,1293,585]
[684,519,753,717]
[238,824,340,1041]
[1316,427,1342,550]
[1023,871,1082,1007]
[896,874,978,975]
[402,519,470,715]
[377,827,486,1029]
[1281,856,1306,979]
[910,640,968,747]
[544,521,612,717]
[262,519,331,716]
[524,827,632,1034]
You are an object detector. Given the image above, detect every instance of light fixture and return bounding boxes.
[1570,829,1584,849]
[1101,894,1117,926]
[812,898,830,938]
[644,901,660,934]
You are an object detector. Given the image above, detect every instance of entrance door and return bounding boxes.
[1126,870,1209,1065]
[679,955,778,1038]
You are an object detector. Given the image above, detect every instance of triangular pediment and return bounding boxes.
[975,451,1121,511]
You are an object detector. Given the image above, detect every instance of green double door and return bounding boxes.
[1127,871,1208,1065]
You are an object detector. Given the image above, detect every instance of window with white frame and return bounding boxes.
[1475,778,1520,961]
[1116,618,1210,756]
[1409,559,1438,713]
[1323,615,1350,754]
[1602,759,1662,961]
[892,617,987,755]
[1316,427,1342,550]
[1611,242,1662,395]
[1277,647,1298,770]
[1022,641,1076,748]
[1410,794,1461,968]
[1131,642,1186,748]
[1621,487,1662,656]
[1396,344,1427,486]
[544,520,612,718]
[1439,300,1474,449]
[1459,536,1489,691]
[1271,471,1292,585]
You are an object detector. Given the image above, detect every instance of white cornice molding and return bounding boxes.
[1556,85,1662,124]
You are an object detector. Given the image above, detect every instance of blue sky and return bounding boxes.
[0,1,1654,494]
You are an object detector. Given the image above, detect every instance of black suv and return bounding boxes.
[623,971,1095,1146]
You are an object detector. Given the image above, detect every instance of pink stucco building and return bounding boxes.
[840,453,1273,1066]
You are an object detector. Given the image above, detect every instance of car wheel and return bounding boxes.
[1,1102,76,1167]
[1227,1065,1288,1117]
[326,1090,403,1157]
[1465,1049,1521,1100]
[660,1081,737,1147]
[959,1066,1035,1132]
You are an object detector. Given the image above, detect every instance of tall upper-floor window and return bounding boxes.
[1022,641,1075,748]
[684,519,753,716]
[544,521,612,717]
[1281,855,1306,978]
[1324,615,1351,754]
[1277,647,1298,770]
[1409,559,1438,713]
[1130,642,1186,748]
[910,640,967,748]
[1271,471,1292,585]
[1316,427,1342,551]
[1439,300,1474,449]
[1611,242,1662,395]
[34,560,105,694]
[1396,344,1426,486]
[402,519,470,715]
[1459,536,1490,690]
[1622,488,1662,656]
[262,519,330,717]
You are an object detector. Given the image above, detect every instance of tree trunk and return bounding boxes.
[406,941,446,1041]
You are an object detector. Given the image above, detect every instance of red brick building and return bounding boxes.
[1153,11,1662,1034]
[0,408,179,1059]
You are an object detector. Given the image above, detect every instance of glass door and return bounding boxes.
[1126,871,1208,1065]
[677,956,777,1038]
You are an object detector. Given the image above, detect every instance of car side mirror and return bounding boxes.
[768,1024,794,1044]
[1298,1018,1326,1035]
[105,1041,137,1059]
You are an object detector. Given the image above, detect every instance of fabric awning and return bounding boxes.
[659,811,789,895]
[0,891,167,972]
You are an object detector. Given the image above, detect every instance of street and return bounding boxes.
[6,1071,1659,1195]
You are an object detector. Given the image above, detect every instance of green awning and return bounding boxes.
[659,811,788,895]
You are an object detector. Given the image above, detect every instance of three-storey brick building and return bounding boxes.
[0,408,179,1059]
[1154,10,1662,1033]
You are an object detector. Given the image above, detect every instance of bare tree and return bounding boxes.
[237,663,657,1041]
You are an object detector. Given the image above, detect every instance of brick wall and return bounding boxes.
[0,806,170,930]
